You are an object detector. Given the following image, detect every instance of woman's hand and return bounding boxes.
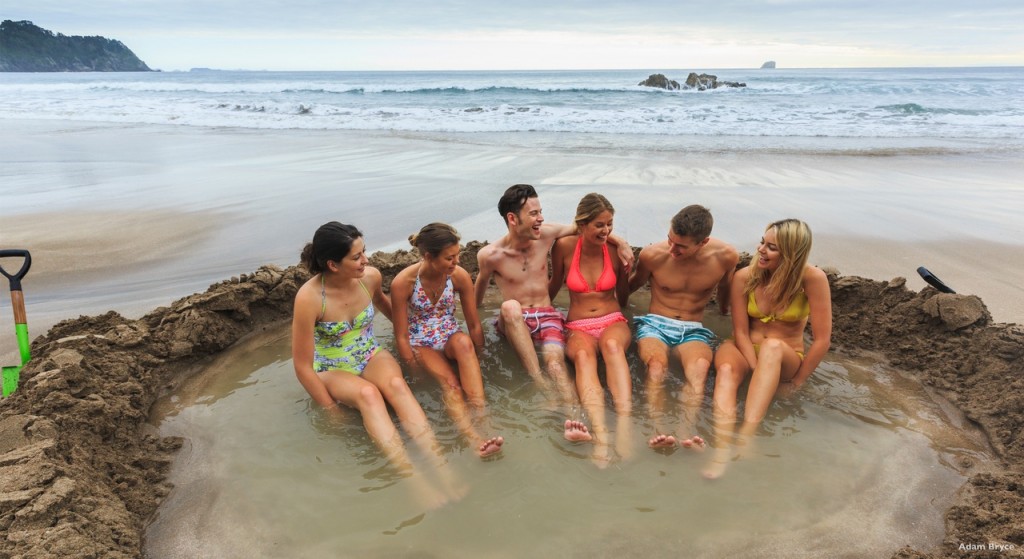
[775,379,801,399]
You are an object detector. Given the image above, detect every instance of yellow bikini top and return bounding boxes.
[747,290,810,323]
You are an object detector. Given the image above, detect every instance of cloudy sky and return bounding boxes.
[6,1,1024,71]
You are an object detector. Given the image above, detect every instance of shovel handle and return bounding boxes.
[0,250,32,292]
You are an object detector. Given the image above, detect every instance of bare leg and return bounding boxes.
[731,339,803,464]
[743,339,801,424]
[674,341,712,453]
[364,352,466,501]
[499,300,551,390]
[415,340,501,459]
[319,370,408,465]
[446,332,503,458]
[637,338,675,449]
[567,331,610,467]
[703,342,748,480]
[323,364,446,509]
[600,322,634,462]
[541,343,578,409]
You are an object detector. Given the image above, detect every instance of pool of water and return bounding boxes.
[144,294,990,559]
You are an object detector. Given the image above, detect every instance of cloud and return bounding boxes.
[5,0,1023,69]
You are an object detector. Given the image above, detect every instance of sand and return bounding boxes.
[0,247,1022,558]
[2,119,1023,368]
[1,120,1023,557]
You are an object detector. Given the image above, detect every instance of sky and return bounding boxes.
[5,1,1024,71]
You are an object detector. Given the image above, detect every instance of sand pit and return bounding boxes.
[0,245,1022,558]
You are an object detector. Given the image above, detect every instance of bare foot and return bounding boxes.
[410,478,449,510]
[702,446,732,480]
[478,436,504,458]
[679,435,706,452]
[702,459,728,480]
[564,420,593,442]
[592,442,612,469]
[648,434,677,449]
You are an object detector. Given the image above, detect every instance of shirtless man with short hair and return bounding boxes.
[628,204,738,451]
[475,184,633,441]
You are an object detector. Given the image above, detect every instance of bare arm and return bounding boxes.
[716,247,740,315]
[548,237,570,302]
[474,248,495,307]
[613,249,631,308]
[455,266,484,349]
[367,268,393,322]
[627,248,652,293]
[730,267,757,369]
[390,268,415,364]
[291,285,336,408]
[791,267,832,387]
[606,231,634,274]
[540,221,577,240]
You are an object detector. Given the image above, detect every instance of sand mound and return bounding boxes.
[1,247,1021,558]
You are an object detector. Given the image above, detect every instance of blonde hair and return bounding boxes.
[408,222,460,257]
[746,219,813,309]
[573,193,614,230]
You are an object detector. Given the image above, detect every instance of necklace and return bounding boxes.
[418,263,444,300]
[521,249,529,272]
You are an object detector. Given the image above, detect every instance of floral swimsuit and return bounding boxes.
[313,277,380,374]
[407,273,461,351]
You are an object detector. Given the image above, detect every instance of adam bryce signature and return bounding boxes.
[958,542,1017,552]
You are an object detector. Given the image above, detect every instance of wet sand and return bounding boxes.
[1,120,1024,557]
[2,119,1023,365]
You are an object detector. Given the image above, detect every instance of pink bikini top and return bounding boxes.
[566,237,617,294]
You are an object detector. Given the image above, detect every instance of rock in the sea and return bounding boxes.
[761,60,776,69]
[637,73,680,90]
[685,73,746,90]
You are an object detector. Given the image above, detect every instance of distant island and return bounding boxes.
[760,61,776,69]
[0,20,151,72]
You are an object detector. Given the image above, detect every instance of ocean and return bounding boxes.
[2,66,1024,357]
[2,67,1023,147]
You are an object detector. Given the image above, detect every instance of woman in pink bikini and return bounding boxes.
[391,223,503,458]
[704,218,832,479]
[549,193,633,466]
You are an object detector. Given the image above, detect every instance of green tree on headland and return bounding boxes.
[0,20,151,72]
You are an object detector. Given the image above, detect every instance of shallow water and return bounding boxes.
[145,293,990,559]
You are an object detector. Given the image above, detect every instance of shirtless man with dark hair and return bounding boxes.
[475,184,633,442]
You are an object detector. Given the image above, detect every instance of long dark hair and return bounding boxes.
[300,221,363,274]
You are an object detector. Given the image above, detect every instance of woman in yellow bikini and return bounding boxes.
[292,221,462,508]
[704,218,832,479]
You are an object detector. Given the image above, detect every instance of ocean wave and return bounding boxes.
[2,67,1023,144]
[875,103,994,117]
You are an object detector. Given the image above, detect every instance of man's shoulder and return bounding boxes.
[706,238,739,263]
[639,242,668,261]
[477,238,504,260]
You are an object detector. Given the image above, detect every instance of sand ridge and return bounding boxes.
[0,245,1022,558]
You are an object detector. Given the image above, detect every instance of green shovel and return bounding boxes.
[1,249,32,397]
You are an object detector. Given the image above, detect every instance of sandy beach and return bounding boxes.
[2,119,1022,365]
[2,119,1024,557]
